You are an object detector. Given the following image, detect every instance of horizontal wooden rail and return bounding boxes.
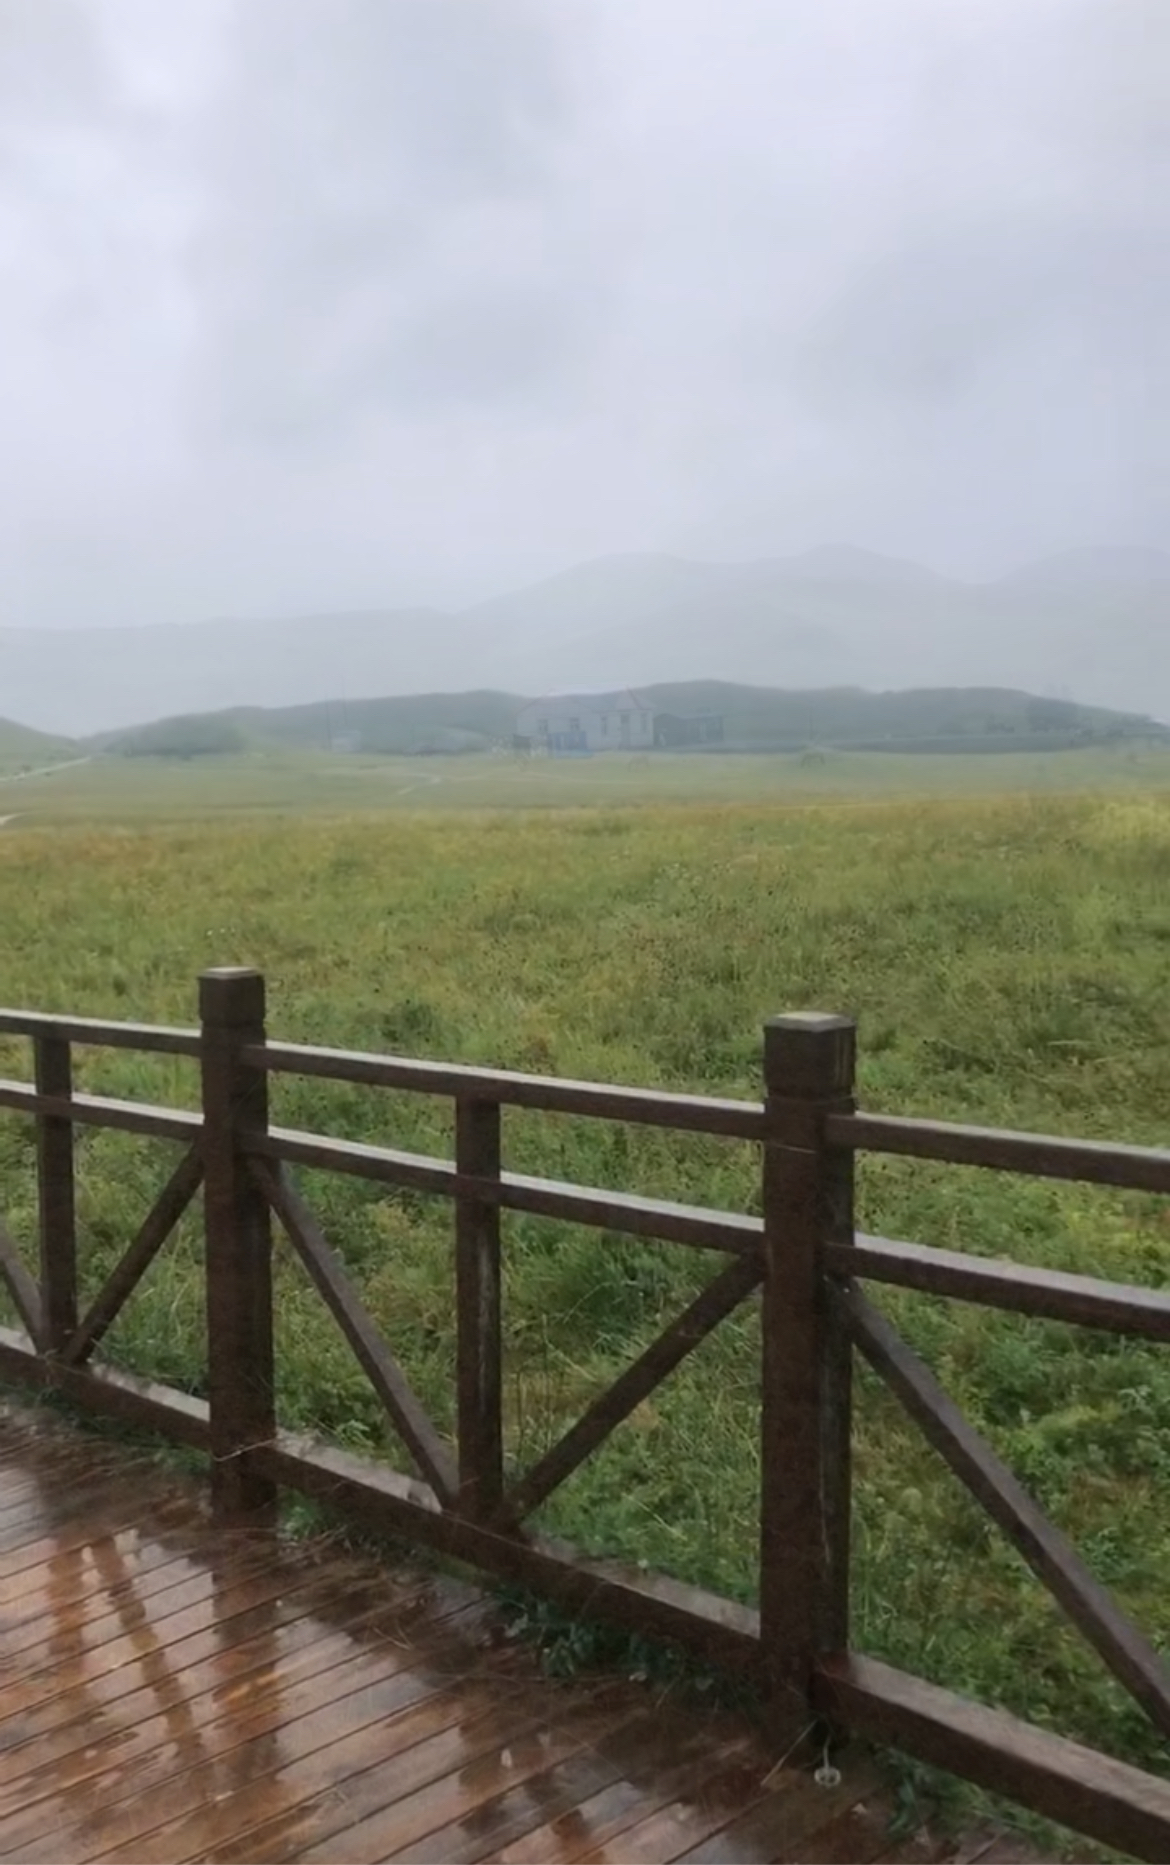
[0,1010,201,1056]
[0,1079,201,1141]
[829,1233,1170,1341]
[250,1430,762,1678]
[250,1126,763,1254]
[829,1110,1170,1194]
[2,970,1167,1858]
[812,1654,1170,1862]
[242,1039,766,1140]
[0,1324,211,1449]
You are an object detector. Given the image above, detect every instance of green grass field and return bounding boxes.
[1,772,1168,1850]
[1,738,1169,824]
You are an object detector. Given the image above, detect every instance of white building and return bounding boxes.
[514,690,655,753]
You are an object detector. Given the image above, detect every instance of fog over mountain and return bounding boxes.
[1,3,1164,727]
[3,546,1166,737]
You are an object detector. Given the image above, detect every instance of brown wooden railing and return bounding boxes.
[0,967,1168,1857]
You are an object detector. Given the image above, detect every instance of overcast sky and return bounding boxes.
[1,0,1164,630]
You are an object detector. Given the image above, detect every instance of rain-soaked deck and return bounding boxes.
[0,1405,1044,1864]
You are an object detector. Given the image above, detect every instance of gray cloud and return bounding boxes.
[0,0,1164,642]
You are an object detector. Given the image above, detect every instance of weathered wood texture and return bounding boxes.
[841,1288,1170,1741]
[0,969,1168,1856]
[34,1032,76,1351]
[814,1655,1170,1864]
[0,1403,1050,1865]
[253,1154,459,1506]
[759,1013,856,1748]
[198,967,277,1523]
[455,1095,504,1520]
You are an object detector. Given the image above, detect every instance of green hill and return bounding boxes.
[0,717,80,772]
[94,683,1166,760]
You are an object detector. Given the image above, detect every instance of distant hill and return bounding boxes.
[93,683,1166,760]
[999,547,1170,589]
[0,716,79,770]
[4,543,1167,735]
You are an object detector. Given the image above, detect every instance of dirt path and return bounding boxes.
[0,755,90,787]
[392,773,444,798]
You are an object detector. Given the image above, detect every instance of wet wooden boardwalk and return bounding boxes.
[0,1405,1046,1864]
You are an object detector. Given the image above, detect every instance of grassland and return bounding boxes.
[0,775,1168,1848]
[0,737,1169,825]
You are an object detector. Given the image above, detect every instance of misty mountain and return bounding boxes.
[101,683,1161,762]
[2,546,1166,737]
[998,547,1170,589]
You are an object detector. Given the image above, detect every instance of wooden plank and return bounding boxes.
[0,1325,212,1449]
[759,1014,856,1750]
[0,1220,42,1343]
[668,1753,881,1862]
[0,1510,210,1620]
[813,1653,1170,1862]
[0,1427,166,1503]
[252,1127,763,1255]
[387,1740,634,1864]
[0,1525,284,1671]
[827,1233,1170,1342]
[285,1685,640,1865]
[0,1528,281,1675]
[0,1078,201,1140]
[0,1553,314,1726]
[245,1039,765,1141]
[842,1288,1170,1738]
[429,1724,789,1865]
[59,1146,204,1366]
[0,1010,201,1055]
[0,1600,500,1860]
[572,1749,775,1864]
[102,1658,557,1864]
[827,1112,1170,1195]
[199,968,277,1524]
[251,1157,459,1507]
[484,1726,760,1865]
[792,1800,903,1863]
[34,1033,76,1352]
[0,1563,458,1770]
[456,1097,504,1518]
[252,1431,761,1677]
[257,1128,762,1256]
[495,1172,760,1256]
[0,1577,477,1807]
[0,1466,188,1569]
[500,1254,762,1526]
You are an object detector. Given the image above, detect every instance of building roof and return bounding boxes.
[517,689,653,714]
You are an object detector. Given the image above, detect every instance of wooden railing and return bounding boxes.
[1,967,1168,1857]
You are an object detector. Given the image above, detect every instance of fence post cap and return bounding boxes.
[764,1012,855,1034]
[763,1013,855,1094]
[199,968,266,1025]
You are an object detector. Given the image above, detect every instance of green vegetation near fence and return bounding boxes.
[0,787,1167,1845]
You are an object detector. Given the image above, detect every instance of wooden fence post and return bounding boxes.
[199,968,277,1524]
[760,1012,857,1751]
[455,1096,503,1519]
[35,1033,77,1355]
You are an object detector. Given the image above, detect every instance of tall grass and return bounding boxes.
[0,791,1167,1817]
